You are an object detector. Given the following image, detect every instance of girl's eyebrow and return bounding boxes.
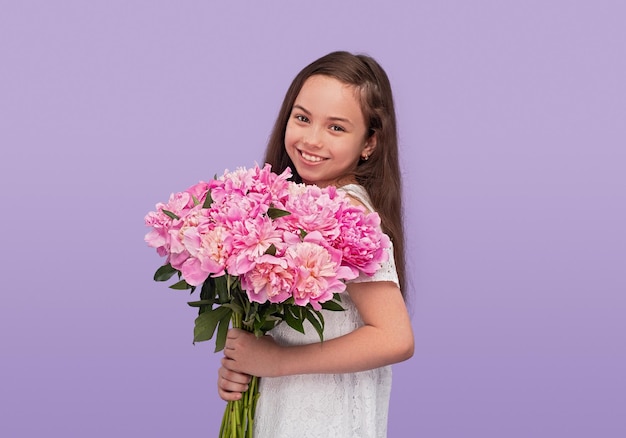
[293,104,311,115]
[292,104,353,126]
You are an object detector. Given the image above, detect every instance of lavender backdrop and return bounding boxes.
[1,1,624,437]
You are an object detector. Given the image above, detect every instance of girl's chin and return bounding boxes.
[292,159,324,177]
[295,169,324,186]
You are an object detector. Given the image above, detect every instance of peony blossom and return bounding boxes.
[333,205,390,277]
[146,163,389,303]
[227,215,283,276]
[240,254,294,304]
[283,231,355,310]
[277,184,344,240]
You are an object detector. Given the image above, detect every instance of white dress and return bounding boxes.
[253,184,400,438]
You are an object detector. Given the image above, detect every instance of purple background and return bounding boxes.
[1,1,624,437]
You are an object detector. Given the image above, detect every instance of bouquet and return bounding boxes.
[144,163,390,437]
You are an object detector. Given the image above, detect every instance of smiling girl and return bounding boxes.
[217,51,414,438]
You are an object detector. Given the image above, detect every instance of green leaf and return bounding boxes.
[202,190,214,209]
[169,279,193,290]
[299,229,308,239]
[192,195,200,206]
[320,299,345,312]
[153,263,178,282]
[305,309,324,342]
[161,209,180,220]
[284,307,305,334]
[193,306,232,343]
[214,312,232,352]
[187,299,215,308]
[258,319,280,332]
[267,207,291,219]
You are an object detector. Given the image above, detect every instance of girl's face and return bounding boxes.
[284,75,376,188]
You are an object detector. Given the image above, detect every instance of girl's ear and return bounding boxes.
[362,132,377,159]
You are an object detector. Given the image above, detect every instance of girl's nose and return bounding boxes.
[302,125,323,148]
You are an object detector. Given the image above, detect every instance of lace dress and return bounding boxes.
[253,184,400,438]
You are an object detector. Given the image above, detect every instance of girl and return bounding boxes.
[217,51,414,437]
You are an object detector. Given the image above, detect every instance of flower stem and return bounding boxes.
[219,309,258,437]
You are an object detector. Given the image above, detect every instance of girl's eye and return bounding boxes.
[330,125,345,132]
[295,115,309,123]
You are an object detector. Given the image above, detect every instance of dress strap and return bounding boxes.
[337,184,375,212]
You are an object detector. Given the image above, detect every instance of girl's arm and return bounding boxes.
[220,280,414,380]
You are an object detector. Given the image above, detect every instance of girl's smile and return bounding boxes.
[284,75,376,187]
[299,150,326,163]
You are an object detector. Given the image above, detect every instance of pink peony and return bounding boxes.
[144,191,193,255]
[240,254,294,304]
[181,224,233,284]
[208,192,270,230]
[277,184,344,240]
[284,231,354,310]
[167,205,208,270]
[333,206,390,277]
[227,215,284,276]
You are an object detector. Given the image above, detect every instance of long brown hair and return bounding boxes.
[264,51,406,296]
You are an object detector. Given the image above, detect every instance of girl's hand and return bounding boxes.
[222,328,283,377]
[217,364,251,401]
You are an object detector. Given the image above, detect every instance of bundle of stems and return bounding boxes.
[218,313,260,438]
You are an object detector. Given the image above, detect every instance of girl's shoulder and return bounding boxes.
[337,184,375,213]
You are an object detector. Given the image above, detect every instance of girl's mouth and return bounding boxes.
[300,150,326,163]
